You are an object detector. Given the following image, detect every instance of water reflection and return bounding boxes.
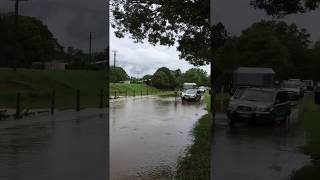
[110,96,206,179]
[0,109,108,180]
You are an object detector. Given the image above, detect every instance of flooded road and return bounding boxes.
[110,96,207,180]
[0,109,108,180]
[212,107,310,180]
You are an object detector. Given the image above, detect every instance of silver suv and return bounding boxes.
[227,88,291,126]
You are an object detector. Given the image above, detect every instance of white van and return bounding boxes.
[183,83,197,90]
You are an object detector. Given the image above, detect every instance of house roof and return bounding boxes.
[234,67,275,74]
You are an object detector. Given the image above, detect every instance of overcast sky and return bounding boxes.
[1,0,320,77]
[0,0,107,52]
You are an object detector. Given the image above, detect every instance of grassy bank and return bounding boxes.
[0,68,107,109]
[291,94,320,179]
[176,93,212,179]
[110,83,174,96]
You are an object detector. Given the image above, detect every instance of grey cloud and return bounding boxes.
[0,0,108,52]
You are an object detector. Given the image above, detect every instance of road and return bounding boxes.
[0,109,108,180]
[110,96,207,180]
[212,106,310,180]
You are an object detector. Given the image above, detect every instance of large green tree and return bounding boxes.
[215,20,311,82]
[151,70,171,89]
[0,14,64,67]
[151,67,178,89]
[110,66,129,83]
[182,68,208,86]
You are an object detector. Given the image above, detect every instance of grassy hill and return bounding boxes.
[0,68,107,109]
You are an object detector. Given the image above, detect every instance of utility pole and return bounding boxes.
[9,0,28,72]
[112,50,117,68]
[89,32,92,62]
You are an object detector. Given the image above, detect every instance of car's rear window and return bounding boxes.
[239,89,276,103]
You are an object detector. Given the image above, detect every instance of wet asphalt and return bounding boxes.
[0,109,108,180]
[110,96,207,180]
[212,105,310,180]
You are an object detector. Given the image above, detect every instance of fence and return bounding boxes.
[110,89,172,99]
[0,89,107,119]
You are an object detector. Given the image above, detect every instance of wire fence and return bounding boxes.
[109,89,174,99]
[0,89,107,119]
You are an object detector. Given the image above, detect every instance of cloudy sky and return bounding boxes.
[0,0,108,52]
[1,0,320,77]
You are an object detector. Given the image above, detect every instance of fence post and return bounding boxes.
[76,89,80,111]
[100,89,103,108]
[114,91,117,99]
[141,89,142,96]
[51,89,55,115]
[15,92,21,119]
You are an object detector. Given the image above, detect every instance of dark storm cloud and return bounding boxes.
[0,0,108,52]
[214,0,320,42]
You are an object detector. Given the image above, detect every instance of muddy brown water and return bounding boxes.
[212,106,310,180]
[110,96,207,180]
[0,109,108,180]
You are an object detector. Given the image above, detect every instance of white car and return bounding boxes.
[181,89,201,102]
[198,86,207,93]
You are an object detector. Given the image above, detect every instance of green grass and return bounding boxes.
[204,93,211,112]
[109,83,173,96]
[0,68,107,109]
[175,93,212,179]
[176,114,212,180]
[291,94,320,180]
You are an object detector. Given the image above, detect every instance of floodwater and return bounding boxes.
[0,109,108,180]
[110,96,207,180]
[212,106,310,180]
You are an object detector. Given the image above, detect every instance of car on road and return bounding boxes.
[198,86,207,93]
[281,80,303,98]
[227,88,291,126]
[181,89,201,102]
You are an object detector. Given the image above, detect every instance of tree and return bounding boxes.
[250,0,320,18]
[182,68,208,86]
[156,67,178,88]
[111,0,228,66]
[142,74,153,85]
[0,14,64,67]
[215,20,311,81]
[110,66,129,83]
[151,70,171,89]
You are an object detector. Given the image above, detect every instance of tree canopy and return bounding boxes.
[111,0,228,66]
[0,14,64,67]
[110,66,129,83]
[250,0,320,18]
[215,20,314,83]
[182,68,209,86]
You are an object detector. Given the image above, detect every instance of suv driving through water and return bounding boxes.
[227,88,291,126]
